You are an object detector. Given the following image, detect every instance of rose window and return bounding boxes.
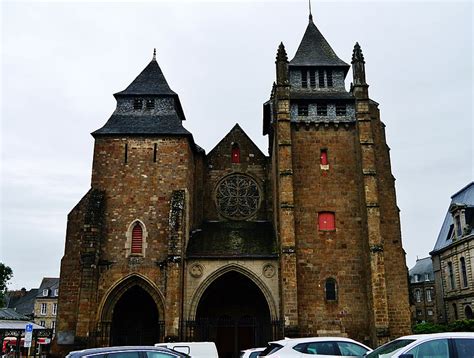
[215,174,260,219]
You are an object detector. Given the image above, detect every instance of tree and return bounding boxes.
[0,263,13,307]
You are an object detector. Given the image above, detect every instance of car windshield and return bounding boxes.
[365,339,415,358]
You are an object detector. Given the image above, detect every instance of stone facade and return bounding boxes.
[408,258,437,323]
[34,278,59,334]
[53,14,411,357]
[431,182,474,324]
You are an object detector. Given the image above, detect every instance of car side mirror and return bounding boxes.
[399,355,414,358]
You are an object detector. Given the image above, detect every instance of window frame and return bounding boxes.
[40,303,47,315]
[460,257,468,288]
[317,104,327,116]
[318,212,335,231]
[231,143,241,163]
[298,103,309,117]
[133,98,143,110]
[324,278,337,301]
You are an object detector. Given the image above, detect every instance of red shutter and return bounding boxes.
[320,150,328,165]
[131,223,143,254]
[319,212,335,231]
[232,145,240,163]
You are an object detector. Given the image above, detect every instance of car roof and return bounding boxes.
[68,346,186,356]
[269,337,366,345]
[396,332,474,340]
[241,347,265,352]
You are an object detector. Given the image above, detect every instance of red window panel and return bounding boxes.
[231,144,240,163]
[320,149,328,165]
[131,223,143,254]
[319,212,335,231]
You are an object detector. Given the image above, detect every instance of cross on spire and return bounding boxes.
[309,0,313,22]
[153,48,156,61]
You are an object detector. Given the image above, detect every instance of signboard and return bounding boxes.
[24,324,33,348]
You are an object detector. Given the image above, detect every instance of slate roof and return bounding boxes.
[36,277,59,298]
[187,221,277,258]
[289,17,350,71]
[92,114,192,137]
[0,319,45,330]
[431,182,474,253]
[409,257,434,283]
[5,289,38,317]
[114,59,176,97]
[0,308,29,321]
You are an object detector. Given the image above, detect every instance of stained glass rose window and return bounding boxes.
[215,174,260,219]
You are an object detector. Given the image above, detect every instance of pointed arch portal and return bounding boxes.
[194,271,272,358]
[97,275,165,346]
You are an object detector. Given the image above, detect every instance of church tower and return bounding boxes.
[263,13,411,345]
[55,51,203,354]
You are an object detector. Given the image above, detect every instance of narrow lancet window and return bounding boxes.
[124,143,128,164]
[320,149,328,166]
[327,71,333,87]
[318,71,325,87]
[309,70,316,88]
[301,70,308,88]
[325,278,337,301]
[231,143,240,163]
[133,98,143,109]
[153,143,157,162]
[131,223,143,254]
[298,104,309,116]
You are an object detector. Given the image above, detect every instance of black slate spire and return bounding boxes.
[114,56,176,97]
[289,17,349,72]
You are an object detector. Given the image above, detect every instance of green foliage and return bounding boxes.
[413,319,474,334]
[0,262,13,306]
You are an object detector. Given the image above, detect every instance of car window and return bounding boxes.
[250,352,263,358]
[145,352,176,358]
[305,342,337,355]
[405,339,449,358]
[366,339,415,358]
[293,343,307,352]
[453,338,474,358]
[107,352,141,358]
[337,342,369,356]
[260,344,284,356]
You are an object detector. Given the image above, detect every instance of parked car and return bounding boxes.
[65,346,190,358]
[365,332,474,358]
[259,337,372,357]
[240,347,265,358]
[154,342,218,358]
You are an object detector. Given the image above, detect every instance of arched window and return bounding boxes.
[231,143,240,163]
[319,212,335,231]
[320,149,328,166]
[415,289,421,303]
[460,257,468,288]
[465,305,473,319]
[325,278,337,301]
[131,223,143,254]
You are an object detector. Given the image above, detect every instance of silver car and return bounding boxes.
[65,346,190,358]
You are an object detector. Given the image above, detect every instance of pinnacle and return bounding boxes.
[352,42,365,63]
[276,42,288,63]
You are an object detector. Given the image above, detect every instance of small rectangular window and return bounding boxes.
[133,98,143,110]
[320,149,328,166]
[318,71,325,87]
[40,303,47,315]
[298,104,308,116]
[145,99,155,109]
[309,70,316,87]
[318,212,335,231]
[301,70,308,88]
[427,309,433,316]
[336,104,346,116]
[153,143,157,163]
[317,104,327,116]
[40,320,45,327]
[42,289,48,297]
[54,289,59,296]
[52,303,57,315]
[327,71,333,87]
[124,143,128,164]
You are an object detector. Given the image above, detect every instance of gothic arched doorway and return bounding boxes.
[195,271,271,358]
[109,285,161,346]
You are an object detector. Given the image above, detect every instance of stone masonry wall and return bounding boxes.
[290,123,371,344]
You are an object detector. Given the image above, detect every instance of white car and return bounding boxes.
[259,337,372,357]
[365,332,474,358]
[240,347,265,358]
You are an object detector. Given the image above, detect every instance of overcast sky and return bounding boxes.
[1,0,472,290]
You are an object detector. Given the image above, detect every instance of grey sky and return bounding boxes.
[1,1,472,290]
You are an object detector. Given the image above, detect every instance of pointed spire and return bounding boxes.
[351,42,365,63]
[309,0,313,22]
[152,48,156,61]
[276,42,288,63]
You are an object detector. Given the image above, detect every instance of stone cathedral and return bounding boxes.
[54,12,411,358]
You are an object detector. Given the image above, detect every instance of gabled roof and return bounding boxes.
[5,289,38,317]
[431,182,474,253]
[289,17,349,71]
[114,59,176,97]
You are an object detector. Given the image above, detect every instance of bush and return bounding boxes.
[412,319,474,334]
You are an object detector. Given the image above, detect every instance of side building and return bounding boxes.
[431,182,474,323]
[34,278,59,335]
[408,257,437,323]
